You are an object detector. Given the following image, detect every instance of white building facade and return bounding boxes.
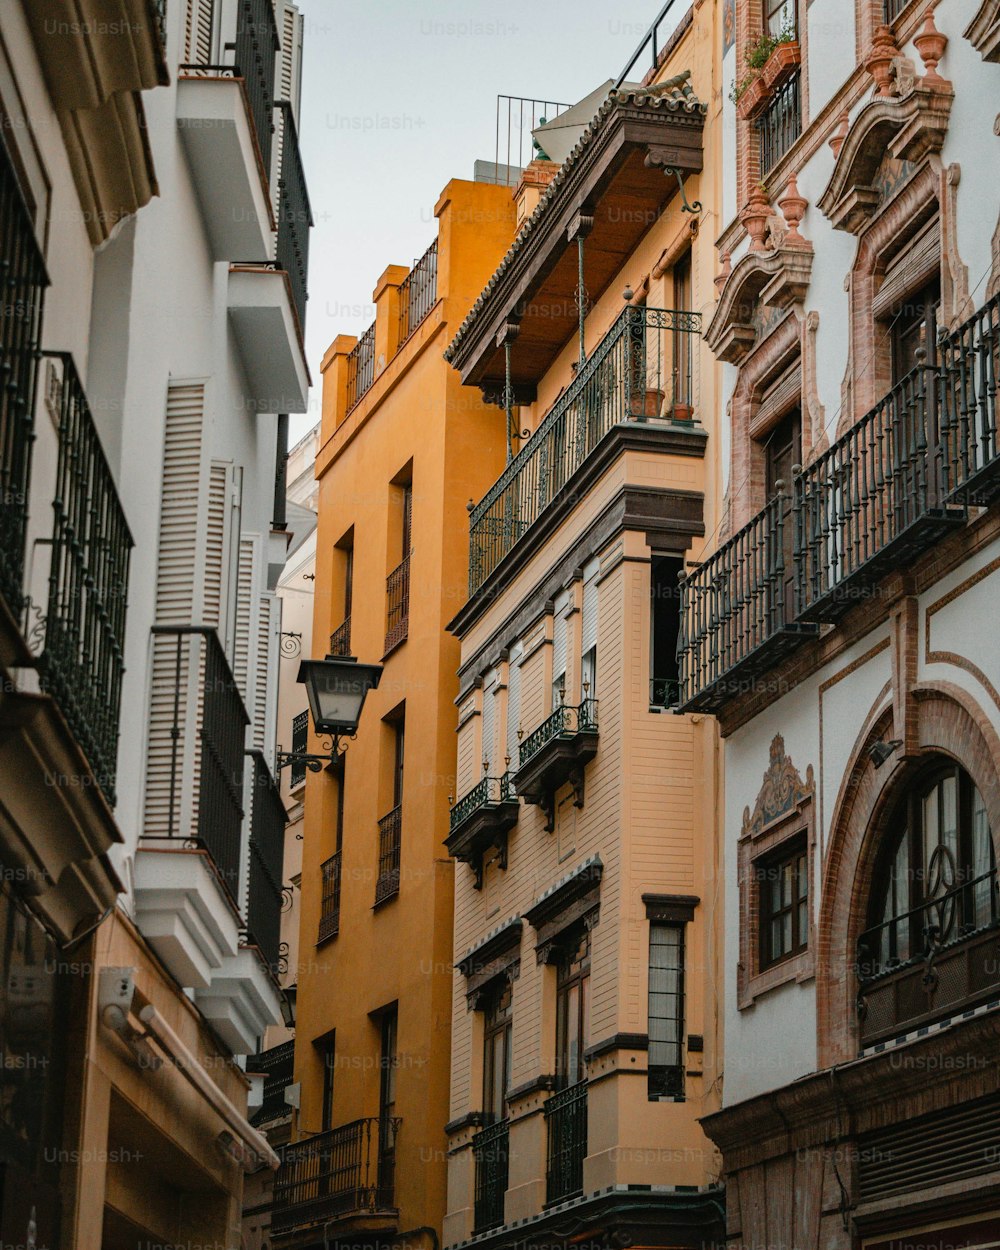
[679,1,1000,1246]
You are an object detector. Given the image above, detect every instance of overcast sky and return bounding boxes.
[291,0,683,439]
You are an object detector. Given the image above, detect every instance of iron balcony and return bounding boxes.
[472,1117,509,1232]
[513,700,599,832]
[376,805,402,904]
[544,1080,587,1205]
[244,750,287,975]
[467,305,701,596]
[251,1039,296,1126]
[446,773,519,888]
[319,849,342,942]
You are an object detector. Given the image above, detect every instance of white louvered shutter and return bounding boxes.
[506,644,522,769]
[254,592,280,760]
[184,0,215,63]
[232,535,256,701]
[481,671,497,774]
[581,561,599,697]
[205,463,227,631]
[146,383,205,838]
[551,591,569,704]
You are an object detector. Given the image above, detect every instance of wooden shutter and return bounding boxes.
[253,592,280,755]
[873,218,940,318]
[755,363,802,431]
[481,670,497,774]
[506,644,522,768]
[232,535,257,701]
[183,0,215,64]
[581,563,599,660]
[551,591,569,695]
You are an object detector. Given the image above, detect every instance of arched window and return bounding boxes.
[859,761,997,980]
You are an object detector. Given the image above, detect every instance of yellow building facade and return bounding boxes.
[440,5,727,1248]
[273,179,519,1250]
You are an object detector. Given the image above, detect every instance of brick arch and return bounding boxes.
[816,681,1000,1067]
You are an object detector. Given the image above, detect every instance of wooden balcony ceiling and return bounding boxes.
[445,82,706,399]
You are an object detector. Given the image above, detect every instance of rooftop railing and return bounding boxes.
[398,239,438,346]
[346,323,376,412]
[468,305,701,594]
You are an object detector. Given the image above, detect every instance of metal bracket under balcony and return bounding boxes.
[513,701,598,832]
[447,774,519,889]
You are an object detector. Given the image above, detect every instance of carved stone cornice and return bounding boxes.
[524,856,602,963]
[457,916,523,1006]
[965,0,1000,62]
[741,734,814,839]
[817,81,954,234]
[705,244,814,365]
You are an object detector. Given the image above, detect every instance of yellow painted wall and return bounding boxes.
[296,178,517,1245]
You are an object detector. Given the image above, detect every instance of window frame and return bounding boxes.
[482,979,513,1123]
[647,920,687,1101]
[757,836,809,971]
[554,928,591,1089]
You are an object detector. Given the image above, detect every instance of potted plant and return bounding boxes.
[761,23,801,92]
[730,21,799,119]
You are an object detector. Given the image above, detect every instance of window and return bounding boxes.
[580,562,598,699]
[864,763,997,977]
[392,715,405,808]
[385,473,412,652]
[670,251,693,418]
[555,929,590,1087]
[482,980,512,1123]
[378,1007,398,1202]
[317,1034,336,1130]
[648,924,685,1099]
[767,0,796,36]
[551,592,569,709]
[764,408,801,618]
[758,838,809,970]
[889,279,940,385]
[650,555,683,707]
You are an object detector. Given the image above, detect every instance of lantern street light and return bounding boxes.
[276,655,383,773]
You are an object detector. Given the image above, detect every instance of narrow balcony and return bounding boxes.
[272,1117,399,1237]
[398,239,438,346]
[384,553,411,655]
[514,700,599,832]
[289,709,309,789]
[228,263,310,414]
[376,806,402,905]
[940,291,1000,508]
[329,616,352,657]
[176,67,274,262]
[544,1081,587,1205]
[275,102,313,335]
[319,850,342,942]
[244,750,287,975]
[136,627,248,988]
[469,305,701,595]
[447,774,519,888]
[678,492,818,714]
[757,71,801,176]
[795,359,966,624]
[472,1118,509,1232]
[856,868,1000,1048]
[250,1038,296,1127]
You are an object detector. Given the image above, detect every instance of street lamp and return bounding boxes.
[277,655,382,773]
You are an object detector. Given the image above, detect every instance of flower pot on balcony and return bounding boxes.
[630,388,664,418]
[761,40,801,91]
[671,402,693,422]
[736,74,770,121]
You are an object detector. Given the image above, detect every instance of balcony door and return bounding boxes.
[764,408,801,623]
[378,1008,398,1205]
[555,929,590,1088]
[482,980,512,1124]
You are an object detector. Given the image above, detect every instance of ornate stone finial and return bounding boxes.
[778,173,808,246]
[829,111,849,158]
[740,185,771,253]
[714,249,732,293]
[865,24,901,97]
[914,8,948,84]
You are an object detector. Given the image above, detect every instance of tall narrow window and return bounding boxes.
[890,280,940,385]
[385,476,412,652]
[378,1008,399,1204]
[551,592,569,709]
[481,671,497,775]
[393,715,405,808]
[671,250,693,419]
[764,409,801,618]
[648,923,686,1099]
[555,929,590,1087]
[758,838,808,970]
[650,555,683,708]
[506,645,522,771]
[580,563,598,700]
[482,980,512,1123]
[318,1034,336,1130]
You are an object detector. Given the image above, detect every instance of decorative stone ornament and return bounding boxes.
[829,111,849,157]
[740,185,772,252]
[865,24,902,97]
[715,249,732,293]
[778,173,808,246]
[914,8,948,83]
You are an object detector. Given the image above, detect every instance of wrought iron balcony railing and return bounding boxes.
[376,805,402,904]
[329,615,352,656]
[473,1118,509,1232]
[449,773,516,833]
[148,627,249,904]
[468,305,701,595]
[517,699,598,773]
[940,291,1000,507]
[272,1116,398,1232]
[856,868,1000,1046]
[398,239,438,347]
[346,323,376,412]
[0,146,47,625]
[276,102,312,333]
[251,1038,295,1125]
[677,491,817,714]
[234,0,279,176]
[319,849,342,942]
[245,750,286,973]
[384,553,411,654]
[289,709,309,789]
[544,1081,587,1204]
[757,71,801,175]
[794,359,965,623]
[36,354,133,803]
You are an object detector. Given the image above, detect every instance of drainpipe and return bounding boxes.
[272,412,289,531]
